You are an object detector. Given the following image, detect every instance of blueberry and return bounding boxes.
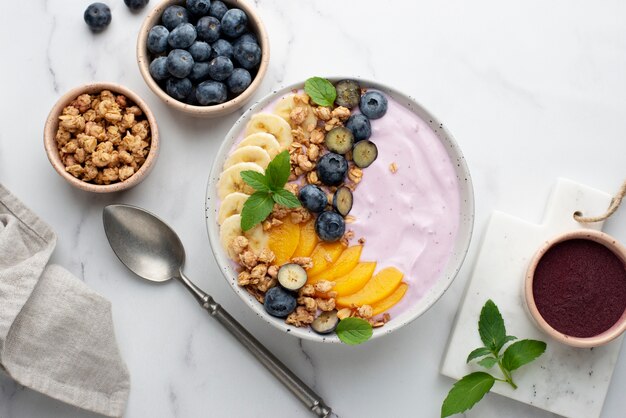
[166,77,193,101]
[209,0,228,20]
[359,91,388,119]
[234,32,258,46]
[147,25,169,54]
[196,80,228,104]
[226,68,251,94]
[263,286,297,318]
[315,211,346,242]
[317,153,348,186]
[84,3,111,32]
[196,16,221,43]
[211,39,233,59]
[334,80,360,109]
[298,185,327,213]
[124,0,149,11]
[345,114,371,141]
[162,5,188,30]
[352,140,378,168]
[233,41,261,69]
[149,57,169,81]
[221,8,247,38]
[186,0,211,16]
[168,23,197,49]
[208,56,233,81]
[188,41,212,61]
[188,62,211,83]
[332,187,353,216]
[185,85,199,105]
[166,49,194,78]
[311,311,339,334]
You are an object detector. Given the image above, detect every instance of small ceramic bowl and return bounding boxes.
[525,229,626,348]
[43,82,159,193]
[205,78,475,343]
[137,0,270,118]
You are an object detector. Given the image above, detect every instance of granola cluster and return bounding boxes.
[55,91,151,185]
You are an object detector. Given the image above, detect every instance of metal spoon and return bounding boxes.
[102,204,331,417]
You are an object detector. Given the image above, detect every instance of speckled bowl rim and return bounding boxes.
[43,82,159,193]
[137,0,270,118]
[525,229,626,348]
[205,78,475,344]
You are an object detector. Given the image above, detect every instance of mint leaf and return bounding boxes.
[466,347,492,363]
[240,192,275,231]
[477,357,498,369]
[304,77,337,107]
[241,170,270,192]
[336,317,372,345]
[502,340,546,372]
[501,335,517,349]
[478,299,506,352]
[273,188,301,208]
[265,150,291,191]
[441,372,495,418]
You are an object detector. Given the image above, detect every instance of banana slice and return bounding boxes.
[274,95,318,137]
[224,145,271,169]
[238,133,281,158]
[245,113,293,150]
[217,162,264,200]
[218,192,248,224]
[220,214,269,260]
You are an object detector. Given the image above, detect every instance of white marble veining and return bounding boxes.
[1,1,626,417]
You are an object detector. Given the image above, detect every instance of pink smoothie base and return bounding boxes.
[228,91,460,317]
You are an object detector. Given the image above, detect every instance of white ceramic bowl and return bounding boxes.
[205,78,474,343]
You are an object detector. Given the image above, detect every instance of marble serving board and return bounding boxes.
[441,178,623,418]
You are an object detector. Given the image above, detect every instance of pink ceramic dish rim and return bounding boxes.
[205,77,475,344]
[43,82,160,193]
[136,0,270,118]
[525,229,626,348]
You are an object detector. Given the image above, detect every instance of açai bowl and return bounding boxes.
[206,77,474,344]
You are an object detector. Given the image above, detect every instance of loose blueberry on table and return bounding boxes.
[84,3,112,32]
[217,77,408,345]
[146,0,262,105]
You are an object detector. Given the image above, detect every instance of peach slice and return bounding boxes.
[336,267,404,308]
[309,245,362,283]
[268,217,301,266]
[305,242,345,279]
[332,262,377,296]
[292,219,318,258]
[371,282,408,315]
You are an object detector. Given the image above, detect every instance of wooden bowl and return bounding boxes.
[43,82,160,193]
[136,0,270,117]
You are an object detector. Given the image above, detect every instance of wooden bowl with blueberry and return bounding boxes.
[137,0,269,117]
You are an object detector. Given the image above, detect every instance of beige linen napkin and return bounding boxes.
[0,184,130,417]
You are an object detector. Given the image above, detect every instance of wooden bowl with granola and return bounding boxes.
[43,82,159,193]
[206,77,474,344]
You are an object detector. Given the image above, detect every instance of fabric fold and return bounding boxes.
[0,184,130,417]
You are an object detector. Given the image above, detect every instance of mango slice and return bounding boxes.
[371,282,408,315]
[332,262,377,296]
[305,242,345,278]
[268,217,301,266]
[292,219,318,258]
[309,245,363,283]
[336,267,404,307]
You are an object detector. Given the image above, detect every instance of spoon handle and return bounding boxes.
[209,304,332,417]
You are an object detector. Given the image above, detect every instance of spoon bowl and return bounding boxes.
[103,205,184,282]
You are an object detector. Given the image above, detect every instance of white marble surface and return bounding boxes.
[441,179,618,418]
[1,1,626,417]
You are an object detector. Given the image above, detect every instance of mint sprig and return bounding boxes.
[304,77,337,107]
[336,317,373,345]
[441,300,547,417]
[239,151,300,231]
